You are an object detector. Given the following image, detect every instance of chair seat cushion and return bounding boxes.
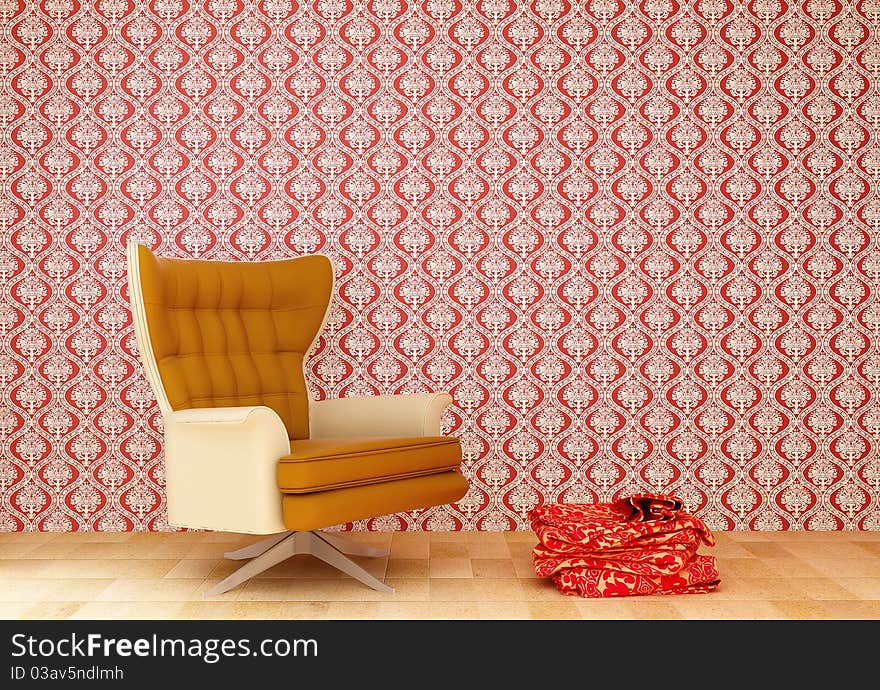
[282,472,469,532]
[277,436,462,493]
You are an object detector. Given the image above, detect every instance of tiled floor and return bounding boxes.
[1,530,879,620]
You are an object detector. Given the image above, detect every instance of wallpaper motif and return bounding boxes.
[1,0,878,531]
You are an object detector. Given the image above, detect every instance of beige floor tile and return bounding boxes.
[836,578,880,600]
[624,600,684,620]
[16,541,85,558]
[164,559,222,579]
[43,579,113,602]
[735,578,810,601]
[471,558,517,578]
[854,542,880,556]
[511,556,539,578]
[429,541,469,558]
[145,542,225,558]
[386,558,429,578]
[671,598,786,619]
[706,544,754,558]
[255,554,387,579]
[179,602,239,619]
[466,537,511,558]
[391,542,431,559]
[761,558,829,578]
[183,600,326,620]
[267,579,339,602]
[280,601,334,619]
[71,602,186,619]
[20,602,84,619]
[740,542,797,558]
[476,602,531,619]
[471,578,525,601]
[781,542,878,559]
[574,599,639,619]
[34,559,178,579]
[772,600,837,619]
[68,542,156,560]
[803,558,880,578]
[182,544,238,559]
[0,602,34,619]
[312,602,381,620]
[281,601,334,621]
[0,560,56,578]
[0,542,41,557]
[819,600,880,619]
[505,541,535,559]
[704,577,761,601]
[0,580,60,601]
[118,559,189,578]
[788,578,862,601]
[96,579,204,602]
[389,533,429,559]
[283,577,427,602]
[715,558,779,578]
[429,557,473,578]
[429,578,475,601]
[226,602,286,619]
[374,601,480,619]
[237,579,294,601]
[526,601,582,619]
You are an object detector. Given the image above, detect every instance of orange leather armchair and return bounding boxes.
[127,244,468,594]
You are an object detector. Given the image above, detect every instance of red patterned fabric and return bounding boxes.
[530,495,720,597]
[551,555,720,598]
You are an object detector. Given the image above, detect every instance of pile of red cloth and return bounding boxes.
[528,494,720,598]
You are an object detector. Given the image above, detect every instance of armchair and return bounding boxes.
[126,243,468,594]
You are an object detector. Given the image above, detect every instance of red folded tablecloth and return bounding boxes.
[551,554,720,598]
[528,494,720,598]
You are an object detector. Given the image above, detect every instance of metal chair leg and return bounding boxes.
[206,530,393,596]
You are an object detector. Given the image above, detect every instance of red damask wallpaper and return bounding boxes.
[1,0,878,532]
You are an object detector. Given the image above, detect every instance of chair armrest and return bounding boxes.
[309,393,453,439]
[163,406,290,534]
[166,406,284,426]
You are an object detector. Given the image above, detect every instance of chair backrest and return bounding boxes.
[127,243,333,439]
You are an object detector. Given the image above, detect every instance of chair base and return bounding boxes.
[205,530,393,596]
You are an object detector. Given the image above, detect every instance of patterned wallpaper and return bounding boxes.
[1,0,878,532]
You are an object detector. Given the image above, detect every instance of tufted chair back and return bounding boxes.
[128,244,333,440]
